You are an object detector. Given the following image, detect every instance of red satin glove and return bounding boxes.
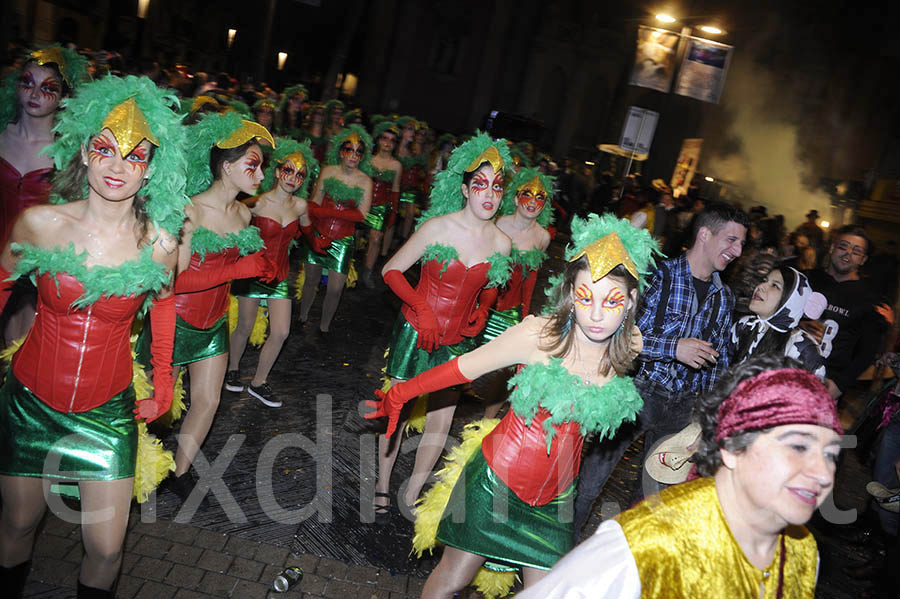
[365,357,471,437]
[0,265,15,316]
[460,287,498,337]
[175,252,272,293]
[386,210,398,229]
[299,224,328,255]
[134,294,175,422]
[383,269,441,352]
[308,202,365,223]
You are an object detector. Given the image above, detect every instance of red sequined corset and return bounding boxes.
[401,259,489,346]
[175,247,241,328]
[0,157,53,246]
[400,163,423,193]
[13,273,146,413]
[254,215,298,282]
[495,263,526,312]
[482,408,584,506]
[313,192,357,240]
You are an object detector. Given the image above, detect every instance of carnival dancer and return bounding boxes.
[297,125,372,333]
[360,121,402,288]
[395,116,428,243]
[323,99,345,140]
[481,167,554,418]
[0,45,89,344]
[519,354,840,598]
[251,98,276,143]
[366,214,656,597]
[226,138,320,406]
[0,75,188,598]
[370,132,513,515]
[303,103,327,165]
[146,112,275,502]
[277,84,308,140]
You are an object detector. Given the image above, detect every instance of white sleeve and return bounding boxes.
[517,520,641,599]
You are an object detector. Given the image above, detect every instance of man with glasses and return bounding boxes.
[805,225,893,399]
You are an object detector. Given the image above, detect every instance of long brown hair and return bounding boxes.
[539,258,638,378]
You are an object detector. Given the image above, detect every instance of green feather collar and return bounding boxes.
[398,154,426,169]
[363,165,397,183]
[507,358,642,450]
[510,247,547,271]
[11,242,170,311]
[322,177,364,207]
[190,226,264,262]
[421,243,512,287]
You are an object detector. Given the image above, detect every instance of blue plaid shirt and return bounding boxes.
[636,254,735,394]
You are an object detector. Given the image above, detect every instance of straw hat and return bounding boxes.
[644,422,701,484]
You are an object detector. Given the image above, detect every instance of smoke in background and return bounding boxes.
[701,50,832,231]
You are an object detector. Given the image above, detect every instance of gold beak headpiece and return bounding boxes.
[570,231,638,282]
[101,98,159,156]
[281,151,306,172]
[518,175,546,197]
[217,120,276,149]
[30,47,72,87]
[465,144,504,174]
[344,131,362,147]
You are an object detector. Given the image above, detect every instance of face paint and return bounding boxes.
[88,135,116,166]
[602,289,626,316]
[243,149,262,177]
[340,143,365,158]
[517,177,547,216]
[125,145,149,176]
[574,283,593,311]
[278,161,306,188]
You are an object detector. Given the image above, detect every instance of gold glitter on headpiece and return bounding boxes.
[30,47,72,87]
[570,231,638,282]
[517,175,546,197]
[465,145,504,174]
[281,151,306,172]
[343,131,363,147]
[101,98,159,156]
[217,120,276,149]
[191,95,220,114]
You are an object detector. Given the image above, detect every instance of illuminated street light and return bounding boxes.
[656,13,677,23]
[585,161,596,166]
[821,220,830,229]
[277,52,288,71]
[137,0,150,19]
[227,29,237,48]
[705,176,715,182]
[700,25,724,35]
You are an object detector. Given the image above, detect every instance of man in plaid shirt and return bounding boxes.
[574,202,748,538]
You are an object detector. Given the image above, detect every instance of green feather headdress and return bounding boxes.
[0,45,91,133]
[343,108,362,122]
[259,137,319,197]
[225,100,251,118]
[498,167,556,228]
[277,84,308,113]
[324,99,344,114]
[564,213,661,291]
[372,121,400,143]
[509,146,530,169]
[396,116,420,130]
[44,75,189,236]
[182,110,246,196]
[418,130,512,225]
[436,133,457,148]
[325,124,373,170]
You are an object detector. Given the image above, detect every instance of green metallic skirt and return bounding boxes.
[231,277,290,300]
[0,373,137,480]
[399,190,418,204]
[137,314,228,367]
[385,314,477,381]
[436,449,575,571]
[363,204,390,231]
[479,306,522,346]
[300,235,353,274]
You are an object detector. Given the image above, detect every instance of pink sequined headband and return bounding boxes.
[715,368,842,442]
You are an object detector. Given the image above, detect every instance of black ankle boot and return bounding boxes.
[77,580,114,598]
[0,560,30,598]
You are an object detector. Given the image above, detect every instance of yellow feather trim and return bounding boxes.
[249,305,269,347]
[1,335,26,366]
[472,569,518,599]
[228,294,239,334]
[405,394,428,435]
[132,421,175,502]
[294,265,305,301]
[346,261,357,288]
[412,418,499,557]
